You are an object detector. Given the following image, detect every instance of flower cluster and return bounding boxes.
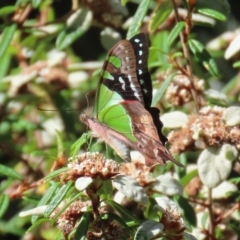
[168,106,240,154]
[82,0,127,28]
[51,199,91,238]
[119,156,153,187]
[163,74,205,106]
[87,219,126,239]
[155,197,187,240]
[60,152,120,182]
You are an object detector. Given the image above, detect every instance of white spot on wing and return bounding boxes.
[139,50,143,56]
[119,44,125,50]
[134,38,140,43]
[138,60,142,64]
[138,69,143,75]
[119,76,124,83]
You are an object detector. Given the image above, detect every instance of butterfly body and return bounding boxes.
[80,33,182,167]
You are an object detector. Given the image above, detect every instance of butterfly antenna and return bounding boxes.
[37,105,78,112]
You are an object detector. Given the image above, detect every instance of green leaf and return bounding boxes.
[100,212,133,235]
[70,133,89,160]
[198,8,226,21]
[44,167,68,182]
[230,219,240,236]
[0,6,17,16]
[0,23,17,58]
[174,196,197,227]
[74,212,91,240]
[233,61,240,68]
[0,51,11,80]
[0,164,23,180]
[27,218,49,233]
[167,21,185,46]
[105,199,140,224]
[149,1,172,32]
[51,192,83,222]
[127,0,151,39]
[31,182,61,224]
[56,8,92,50]
[0,194,10,218]
[188,39,219,77]
[45,181,74,217]
[151,72,175,106]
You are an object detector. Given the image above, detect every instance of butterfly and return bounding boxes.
[80,33,182,167]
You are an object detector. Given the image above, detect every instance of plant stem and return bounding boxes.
[170,0,200,112]
[208,188,215,240]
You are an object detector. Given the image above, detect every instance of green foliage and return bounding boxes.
[0,0,240,240]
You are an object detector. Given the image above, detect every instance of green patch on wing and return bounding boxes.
[98,103,136,142]
[108,55,122,68]
[94,84,124,115]
[102,70,114,80]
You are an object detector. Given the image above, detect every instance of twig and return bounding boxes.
[215,202,240,224]
[170,0,200,112]
[207,188,215,240]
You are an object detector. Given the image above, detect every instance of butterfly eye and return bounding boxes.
[137,143,143,149]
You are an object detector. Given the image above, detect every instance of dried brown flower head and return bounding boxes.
[87,219,127,239]
[169,106,240,154]
[160,208,186,240]
[51,199,92,238]
[163,74,204,106]
[60,152,119,182]
[82,0,127,28]
[120,155,153,187]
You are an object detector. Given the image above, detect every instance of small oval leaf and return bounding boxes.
[127,0,151,39]
[198,146,232,188]
[0,194,10,218]
[0,23,17,58]
[0,6,17,16]
[149,1,172,32]
[152,175,183,195]
[134,220,163,240]
[0,164,23,180]
[161,111,188,129]
[223,106,240,126]
[225,33,240,60]
[198,8,226,21]
[189,39,219,77]
[112,175,148,205]
[167,21,185,46]
[152,73,175,106]
[56,9,92,50]
[74,212,91,240]
[75,177,93,191]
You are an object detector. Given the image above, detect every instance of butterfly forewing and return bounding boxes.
[94,37,146,116]
[130,34,153,108]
